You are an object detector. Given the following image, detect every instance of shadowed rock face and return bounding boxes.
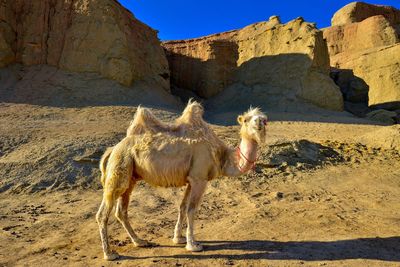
[0,0,15,67]
[163,16,343,112]
[335,44,400,110]
[324,2,400,111]
[164,40,239,98]
[0,0,169,89]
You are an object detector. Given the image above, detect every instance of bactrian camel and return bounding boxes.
[96,101,268,260]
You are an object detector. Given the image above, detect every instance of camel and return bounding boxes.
[96,101,268,260]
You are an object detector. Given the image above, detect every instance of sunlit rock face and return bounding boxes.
[324,2,400,110]
[163,16,343,111]
[331,1,400,26]
[0,0,170,89]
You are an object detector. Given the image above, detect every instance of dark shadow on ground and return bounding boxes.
[371,101,400,111]
[151,237,400,262]
[0,64,182,111]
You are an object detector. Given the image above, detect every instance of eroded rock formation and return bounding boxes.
[324,15,398,58]
[324,2,400,111]
[331,1,400,26]
[0,0,169,89]
[333,44,400,110]
[163,16,343,111]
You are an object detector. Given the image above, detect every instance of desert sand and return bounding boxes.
[0,103,399,267]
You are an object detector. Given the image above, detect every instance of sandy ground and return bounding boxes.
[0,103,400,266]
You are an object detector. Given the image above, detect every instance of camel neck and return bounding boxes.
[237,138,258,173]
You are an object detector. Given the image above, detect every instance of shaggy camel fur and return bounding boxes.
[96,101,268,260]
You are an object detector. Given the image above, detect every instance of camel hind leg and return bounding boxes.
[115,179,151,247]
[96,142,133,261]
[96,191,120,260]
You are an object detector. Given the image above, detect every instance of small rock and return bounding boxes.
[225,259,235,265]
[251,192,263,198]
[366,109,396,124]
[270,192,284,200]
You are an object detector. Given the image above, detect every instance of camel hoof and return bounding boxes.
[172,236,187,244]
[134,239,152,247]
[104,252,119,261]
[185,242,203,252]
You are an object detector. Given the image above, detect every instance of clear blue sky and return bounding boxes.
[119,0,400,41]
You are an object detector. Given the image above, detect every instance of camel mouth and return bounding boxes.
[256,117,267,131]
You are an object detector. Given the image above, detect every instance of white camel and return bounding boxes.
[96,101,268,260]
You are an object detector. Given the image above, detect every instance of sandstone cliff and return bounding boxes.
[324,15,398,58]
[163,16,343,111]
[0,0,15,68]
[324,2,400,111]
[0,0,169,89]
[331,1,400,26]
[333,44,400,110]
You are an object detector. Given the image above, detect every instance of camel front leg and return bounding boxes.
[185,178,207,252]
[173,184,191,244]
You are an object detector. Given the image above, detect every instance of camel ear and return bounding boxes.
[237,115,244,125]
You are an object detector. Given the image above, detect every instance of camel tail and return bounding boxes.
[99,147,114,187]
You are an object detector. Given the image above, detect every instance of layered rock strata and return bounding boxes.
[324,2,400,110]
[0,0,169,89]
[163,16,343,111]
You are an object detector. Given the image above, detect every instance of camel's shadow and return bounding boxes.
[150,237,400,262]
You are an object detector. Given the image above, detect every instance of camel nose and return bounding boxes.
[256,118,263,129]
[257,118,267,129]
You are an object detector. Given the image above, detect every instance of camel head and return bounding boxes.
[237,107,268,144]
